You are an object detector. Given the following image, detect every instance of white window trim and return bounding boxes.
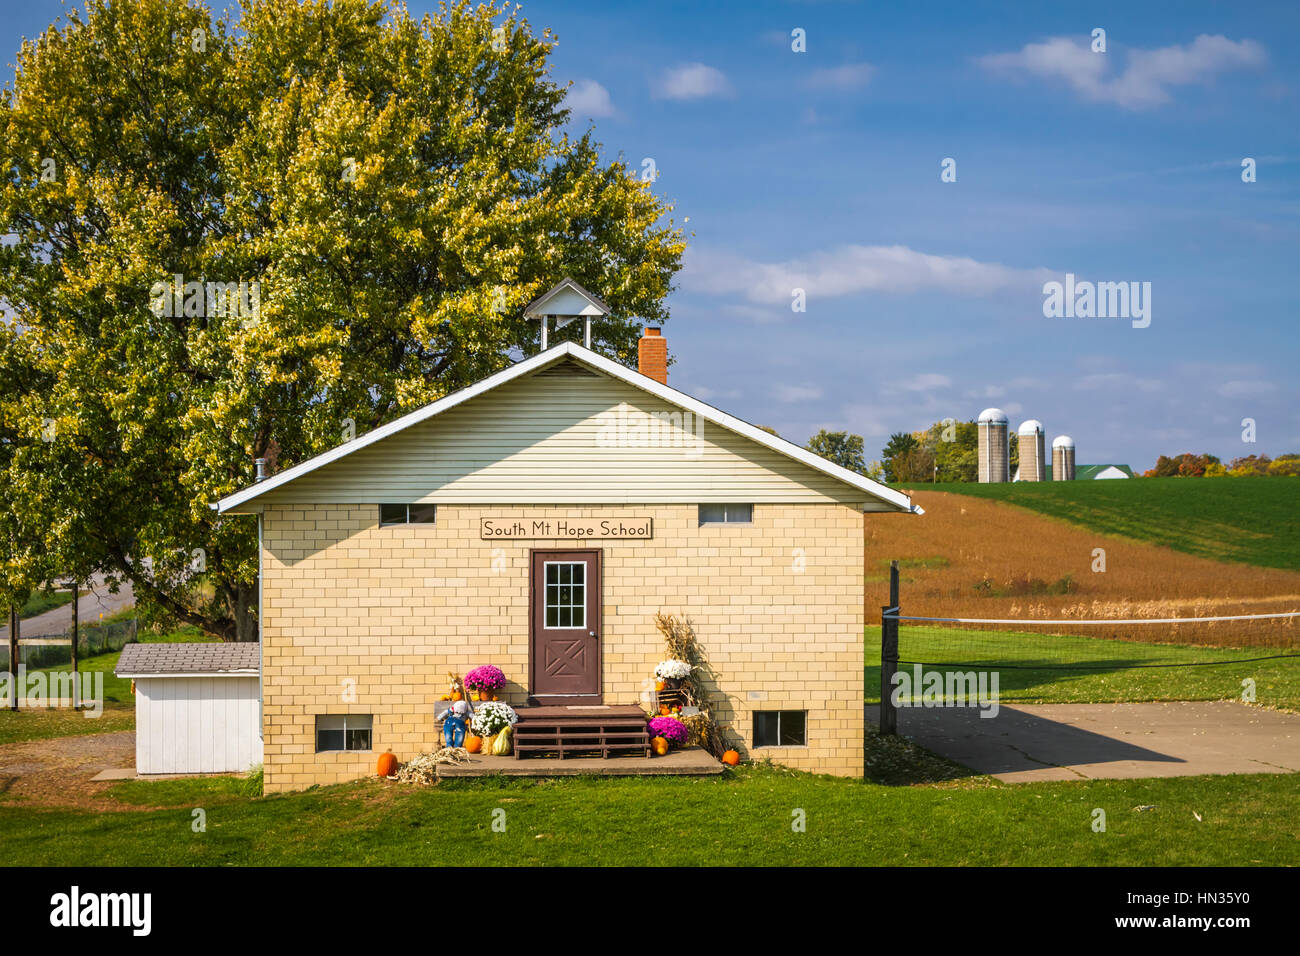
[378,503,437,527]
[698,503,754,526]
[752,709,808,749]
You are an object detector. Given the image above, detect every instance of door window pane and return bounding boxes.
[544,562,585,629]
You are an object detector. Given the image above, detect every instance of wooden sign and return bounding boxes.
[480,517,653,540]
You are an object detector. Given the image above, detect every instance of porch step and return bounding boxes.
[512,706,651,760]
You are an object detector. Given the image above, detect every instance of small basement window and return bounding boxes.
[753,710,807,748]
[698,503,753,525]
[379,504,437,527]
[316,715,373,752]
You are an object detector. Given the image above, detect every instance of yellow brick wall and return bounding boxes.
[259,503,864,791]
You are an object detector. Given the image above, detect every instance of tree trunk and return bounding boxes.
[233,583,258,642]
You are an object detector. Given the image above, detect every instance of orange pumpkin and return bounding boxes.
[655,680,665,691]
[451,691,463,701]
[465,735,483,754]
[658,704,670,716]
[376,750,398,777]
[721,750,740,767]
[651,736,669,756]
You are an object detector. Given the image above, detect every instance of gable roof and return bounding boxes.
[116,642,260,678]
[523,277,611,317]
[213,342,919,515]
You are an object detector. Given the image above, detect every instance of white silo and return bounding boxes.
[1018,420,1046,482]
[977,408,1009,483]
[1052,435,1076,481]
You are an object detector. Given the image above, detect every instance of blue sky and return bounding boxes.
[4,1,1297,470]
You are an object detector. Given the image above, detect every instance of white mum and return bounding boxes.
[471,701,518,737]
[654,659,692,680]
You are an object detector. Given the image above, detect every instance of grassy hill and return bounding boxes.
[900,477,1300,571]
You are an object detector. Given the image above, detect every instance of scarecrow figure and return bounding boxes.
[438,699,471,748]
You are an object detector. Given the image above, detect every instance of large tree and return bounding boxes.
[806,428,866,475]
[0,0,685,639]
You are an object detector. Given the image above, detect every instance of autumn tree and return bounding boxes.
[0,0,685,638]
[1144,453,1221,477]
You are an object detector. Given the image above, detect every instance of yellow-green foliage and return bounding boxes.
[0,0,686,636]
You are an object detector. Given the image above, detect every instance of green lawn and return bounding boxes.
[905,476,1300,571]
[0,761,1294,866]
[864,626,1300,711]
[0,624,209,745]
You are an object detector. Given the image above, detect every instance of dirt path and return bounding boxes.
[0,731,138,810]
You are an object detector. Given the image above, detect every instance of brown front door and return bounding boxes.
[530,550,602,703]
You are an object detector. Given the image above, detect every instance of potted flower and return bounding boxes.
[654,659,691,691]
[647,715,688,755]
[465,665,506,701]
[470,701,518,754]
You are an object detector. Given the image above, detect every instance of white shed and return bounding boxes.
[115,642,262,775]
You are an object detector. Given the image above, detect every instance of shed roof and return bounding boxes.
[115,642,260,678]
[212,341,920,516]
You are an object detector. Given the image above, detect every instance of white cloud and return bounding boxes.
[690,384,742,402]
[683,244,1052,305]
[566,79,617,118]
[1075,372,1165,393]
[774,384,823,403]
[899,373,952,392]
[1216,380,1278,398]
[979,34,1266,110]
[654,63,732,100]
[804,62,875,90]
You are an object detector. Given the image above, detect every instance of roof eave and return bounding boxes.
[211,341,916,515]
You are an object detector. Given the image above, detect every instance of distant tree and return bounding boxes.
[807,429,866,475]
[1228,454,1271,477]
[1144,453,1222,477]
[1268,454,1300,477]
[755,425,780,437]
[922,419,978,482]
[891,444,936,483]
[880,432,918,482]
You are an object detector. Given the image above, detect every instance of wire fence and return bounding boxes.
[20,617,139,670]
[885,611,1300,671]
[874,558,1300,734]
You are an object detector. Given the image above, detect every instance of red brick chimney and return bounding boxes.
[638,327,667,384]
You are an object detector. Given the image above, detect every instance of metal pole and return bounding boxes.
[880,560,900,735]
[70,581,79,709]
[8,605,18,711]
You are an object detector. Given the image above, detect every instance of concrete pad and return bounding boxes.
[89,768,136,781]
[893,701,1300,783]
[437,747,724,778]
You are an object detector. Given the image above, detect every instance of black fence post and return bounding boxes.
[879,560,900,735]
[70,580,79,709]
[7,605,18,711]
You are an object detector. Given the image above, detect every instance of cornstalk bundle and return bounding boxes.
[393,747,471,785]
[654,612,728,757]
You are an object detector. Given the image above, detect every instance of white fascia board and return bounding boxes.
[213,342,919,515]
[118,671,260,679]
